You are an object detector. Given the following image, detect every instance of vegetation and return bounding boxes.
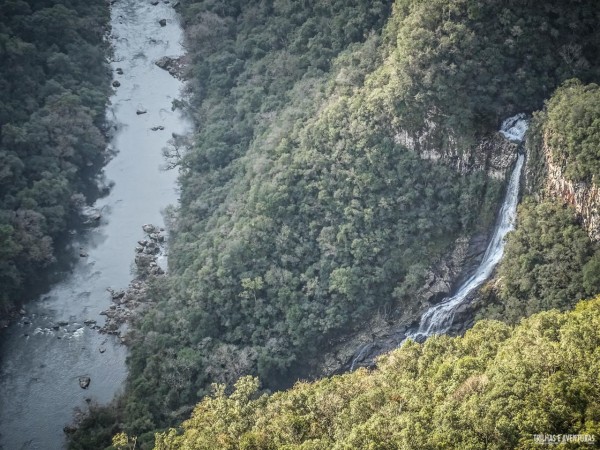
[383,0,600,139]
[144,296,600,449]
[542,80,600,183]
[113,0,600,443]
[481,199,600,323]
[0,0,111,314]
[480,79,600,324]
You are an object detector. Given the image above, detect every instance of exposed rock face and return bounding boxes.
[311,124,521,377]
[416,233,488,306]
[542,132,600,240]
[395,126,518,180]
[155,55,188,80]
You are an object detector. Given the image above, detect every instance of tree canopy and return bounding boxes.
[116,1,600,443]
[0,0,111,313]
[150,295,600,450]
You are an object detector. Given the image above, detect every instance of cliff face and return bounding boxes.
[542,131,600,241]
[395,126,519,180]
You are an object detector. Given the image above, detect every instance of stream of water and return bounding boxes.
[407,115,528,341]
[0,1,189,448]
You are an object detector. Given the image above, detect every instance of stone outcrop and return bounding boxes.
[155,55,188,80]
[542,133,600,241]
[311,231,490,376]
[98,224,167,337]
[78,376,91,389]
[395,124,518,180]
[311,124,521,377]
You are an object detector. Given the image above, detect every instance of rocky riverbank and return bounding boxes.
[98,224,167,340]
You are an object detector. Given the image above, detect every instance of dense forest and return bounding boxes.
[143,295,600,449]
[60,0,600,449]
[0,0,111,315]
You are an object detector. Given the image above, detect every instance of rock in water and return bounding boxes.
[159,19,166,27]
[136,108,147,115]
[154,55,186,79]
[112,80,121,87]
[78,376,91,389]
[142,223,157,234]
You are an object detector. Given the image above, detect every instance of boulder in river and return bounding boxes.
[155,55,187,79]
[78,376,91,389]
[151,125,165,131]
[136,108,147,115]
[159,18,167,27]
[112,80,121,88]
[142,223,158,234]
[116,67,124,75]
[108,288,126,300]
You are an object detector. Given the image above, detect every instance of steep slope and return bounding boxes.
[151,296,600,449]
[117,0,600,443]
[478,80,600,323]
[86,0,599,445]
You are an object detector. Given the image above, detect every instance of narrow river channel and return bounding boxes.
[0,1,189,448]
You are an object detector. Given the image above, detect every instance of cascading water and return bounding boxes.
[408,115,528,341]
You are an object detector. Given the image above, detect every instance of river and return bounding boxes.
[0,1,189,448]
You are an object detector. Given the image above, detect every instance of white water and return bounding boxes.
[408,116,528,341]
[499,114,528,142]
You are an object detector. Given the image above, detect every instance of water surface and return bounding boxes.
[0,1,189,448]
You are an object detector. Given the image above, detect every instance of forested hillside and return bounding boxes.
[111,0,600,445]
[479,80,600,324]
[146,295,600,449]
[0,0,111,314]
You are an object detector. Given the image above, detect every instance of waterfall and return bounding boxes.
[408,115,528,341]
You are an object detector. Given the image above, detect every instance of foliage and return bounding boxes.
[384,0,600,139]
[121,0,600,439]
[480,199,600,323]
[151,296,600,449]
[543,79,600,183]
[0,0,111,314]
